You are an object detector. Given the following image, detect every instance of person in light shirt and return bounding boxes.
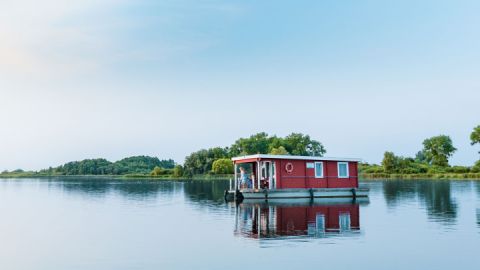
[239,167,252,189]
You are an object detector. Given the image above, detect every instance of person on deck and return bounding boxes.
[239,167,250,189]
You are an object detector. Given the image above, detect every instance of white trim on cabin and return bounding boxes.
[337,162,349,178]
[231,154,361,162]
[257,161,260,189]
[314,162,324,178]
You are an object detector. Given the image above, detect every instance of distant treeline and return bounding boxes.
[361,126,480,179]
[26,156,174,176]
[2,126,480,180]
[0,132,324,179]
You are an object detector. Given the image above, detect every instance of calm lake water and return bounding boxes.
[1,178,479,270]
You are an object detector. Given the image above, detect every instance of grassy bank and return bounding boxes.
[120,173,231,180]
[361,172,480,180]
[0,172,232,180]
[3,171,480,180]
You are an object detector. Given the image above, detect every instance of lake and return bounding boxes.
[1,178,479,270]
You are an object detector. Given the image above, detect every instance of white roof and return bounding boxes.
[231,154,361,162]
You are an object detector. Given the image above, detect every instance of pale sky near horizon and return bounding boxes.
[1,0,479,171]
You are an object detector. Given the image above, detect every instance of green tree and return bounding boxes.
[382,151,397,172]
[472,125,480,170]
[270,146,290,155]
[415,150,427,163]
[228,132,325,157]
[184,147,230,176]
[150,166,164,176]
[211,158,234,174]
[422,135,457,167]
[158,159,175,169]
[115,156,164,174]
[172,165,184,177]
[267,136,285,152]
[282,133,326,156]
[473,160,480,172]
[471,125,480,154]
[229,132,272,156]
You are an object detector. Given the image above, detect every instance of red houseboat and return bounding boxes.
[226,154,368,201]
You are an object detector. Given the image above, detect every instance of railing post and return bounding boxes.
[234,163,238,191]
[257,161,261,190]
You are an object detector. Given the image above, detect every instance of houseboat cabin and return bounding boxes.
[226,154,368,201]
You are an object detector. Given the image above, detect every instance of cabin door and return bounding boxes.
[261,161,276,189]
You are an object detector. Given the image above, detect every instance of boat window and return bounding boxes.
[316,214,325,233]
[339,213,351,231]
[261,162,270,179]
[314,162,324,178]
[337,162,349,178]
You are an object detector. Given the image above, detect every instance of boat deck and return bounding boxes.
[225,187,369,201]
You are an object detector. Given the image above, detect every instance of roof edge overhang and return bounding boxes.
[231,154,361,163]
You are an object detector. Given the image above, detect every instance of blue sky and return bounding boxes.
[1,0,479,170]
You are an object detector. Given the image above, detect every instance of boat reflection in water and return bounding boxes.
[234,198,367,240]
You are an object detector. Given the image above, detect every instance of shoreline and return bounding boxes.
[360,172,480,180]
[2,173,480,180]
[0,174,233,181]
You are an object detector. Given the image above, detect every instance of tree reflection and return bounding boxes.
[476,182,480,228]
[475,181,480,197]
[46,177,177,201]
[477,209,480,228]
[183,180,230,204]
[383,180,417,207]
[383,180,457,225]
[417,181,457,225]
[41,178,231,203]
